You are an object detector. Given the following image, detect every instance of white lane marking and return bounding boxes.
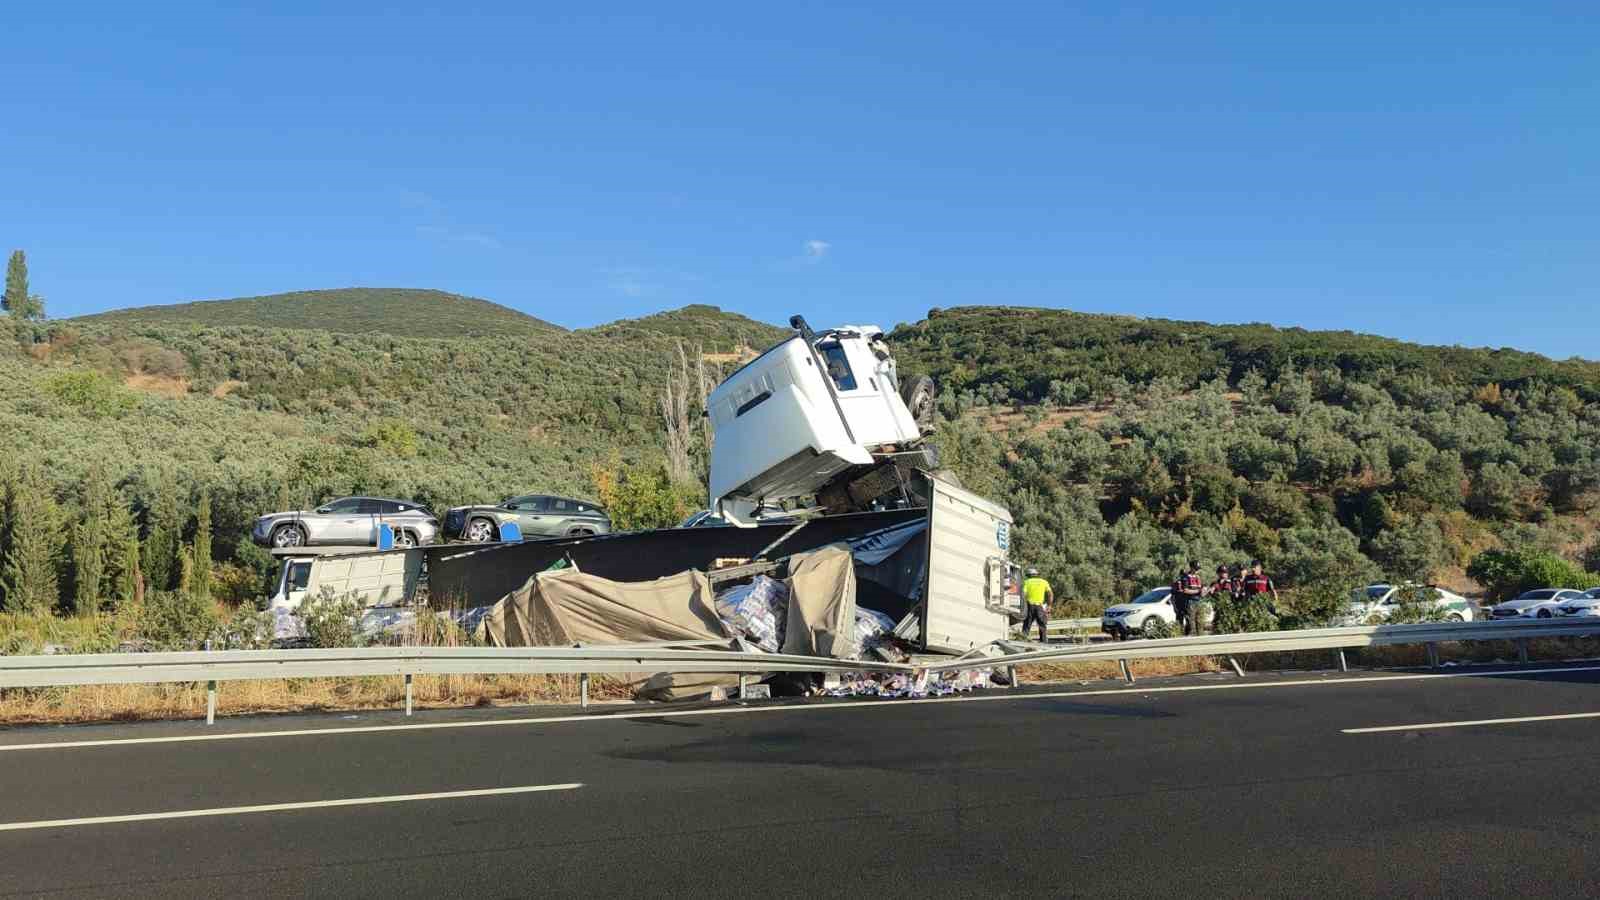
[1343,711,1600,734]
[0,783,582,832]
[3,664,1596,753]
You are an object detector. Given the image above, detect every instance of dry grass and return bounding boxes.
[0,673,638,726]
[1017,656,1222,684]
[123,373,191,397]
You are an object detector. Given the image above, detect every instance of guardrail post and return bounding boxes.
[1426,642,1440,669]
[205,681,217,726]
[1517,639,1530,664]
[1335,650,1348,673]
[1118,659,1134,684]
[580,672,590,709]
[739,674,748,699]
[404,674,414,717]
[1228,657,1245,678]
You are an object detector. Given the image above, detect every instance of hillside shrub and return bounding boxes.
[43,370,136,418]
[1466,548,1599,601]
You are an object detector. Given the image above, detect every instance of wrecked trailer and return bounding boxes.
[423,470,1019,656]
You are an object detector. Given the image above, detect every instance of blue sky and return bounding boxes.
[4,3,1596,358]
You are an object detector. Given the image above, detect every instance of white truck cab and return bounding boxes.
[708,316,935,526]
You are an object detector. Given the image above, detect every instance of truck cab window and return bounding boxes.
[819,343,857,391]
[286,562,311,593]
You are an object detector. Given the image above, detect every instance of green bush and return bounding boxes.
[293,587,365,649]
[42,370,136,418]
[137,590,218,650]
[1385,583,1448,624]
[1466,548,1600,601]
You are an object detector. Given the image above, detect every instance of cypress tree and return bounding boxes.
[117,533,144,609]
[103,490,140,609]
[143,479,182,592]
[191,491,213,603]
[71,469,113,616]
[3,251,25,316]
[2,464,64,614]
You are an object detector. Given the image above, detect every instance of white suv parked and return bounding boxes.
[1101,587,1179,640]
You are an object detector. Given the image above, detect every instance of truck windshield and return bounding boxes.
[286,562,311,593]
[818,343,857,391]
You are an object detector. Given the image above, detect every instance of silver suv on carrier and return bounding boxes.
[251,496,440,549]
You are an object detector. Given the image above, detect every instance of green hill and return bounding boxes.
[72,288,562,339]
[581,304,788,353]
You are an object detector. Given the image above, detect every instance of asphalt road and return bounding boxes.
[2,663,1599,898]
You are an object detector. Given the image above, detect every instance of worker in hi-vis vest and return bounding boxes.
[1020,567,1053,642]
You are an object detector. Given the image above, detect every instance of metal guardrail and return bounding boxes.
[932,618,1600,674]
[2,618,1596,723]
[1047,618,1100,632]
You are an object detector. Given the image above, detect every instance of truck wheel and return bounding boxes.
[271,523,306,548]
[900,374,937,432]
[1141,616,1164,639]
[466,517,497,543]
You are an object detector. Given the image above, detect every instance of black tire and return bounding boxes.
[393,529,417,549]
[465,517,498,543]
[900,373,936,432]
[1446,613,1464,623]
[1141,616,1164,639]
[566,528,596,538]
[270,523,306,549]
[1536,608,1553,619]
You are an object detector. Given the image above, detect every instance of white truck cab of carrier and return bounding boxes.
[708,316,936,526]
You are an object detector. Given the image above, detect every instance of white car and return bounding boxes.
[1339,584,1477,625]
[1101,587,1180,639]
[1555,588,1600,618]
[1489,588,1588,620]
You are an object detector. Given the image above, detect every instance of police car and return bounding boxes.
[1339,583,1477,626]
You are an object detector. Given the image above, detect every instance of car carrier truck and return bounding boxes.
[270,314,1022,655]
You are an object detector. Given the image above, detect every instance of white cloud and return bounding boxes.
[804,239,831,261]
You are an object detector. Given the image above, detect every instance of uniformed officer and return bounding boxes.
[1173,562,1204,636]
[1204,565,1234,634]
[1242,560,1279,609]
[1020,567,1053,642]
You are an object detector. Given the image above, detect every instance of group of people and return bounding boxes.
[1169,560,1278,636]
[1015,561,1278,642]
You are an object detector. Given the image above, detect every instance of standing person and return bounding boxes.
[1173,562,1203,636]
[1020,567,1053,642]
[1242,560,1279,612]
[1204,565,1234,634]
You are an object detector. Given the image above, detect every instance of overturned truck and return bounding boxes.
[431,470,1019,659]
[318,315,1025,697]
